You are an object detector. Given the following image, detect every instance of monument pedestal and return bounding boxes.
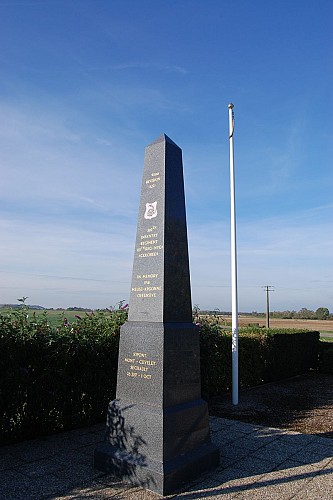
[95,322,219,495]
[94,135,219,495]
[95,407,218,495]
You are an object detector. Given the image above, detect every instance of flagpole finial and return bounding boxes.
[228,103,234,109]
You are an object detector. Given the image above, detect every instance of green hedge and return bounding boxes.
[200,322,320,398]
[0,310,322,444]
[0,308,125,445]
[263,330,319,381]
[319,341,333,373]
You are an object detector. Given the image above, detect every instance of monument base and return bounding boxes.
[94,399,219,495]
[94,320,219,495]
[95,440,219,496]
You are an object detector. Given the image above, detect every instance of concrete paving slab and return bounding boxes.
[0,417,332,499]
[292,463,333,499]
[251,438,306,463]
[291,441,333,465]
[175,467,265,499]
[239,462,320,499]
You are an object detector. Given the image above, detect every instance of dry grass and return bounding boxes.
[201,314,333,332]
[238,316,333,332]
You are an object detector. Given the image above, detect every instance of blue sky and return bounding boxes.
[0,0,332,312]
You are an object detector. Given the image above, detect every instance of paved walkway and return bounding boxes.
[1,417,332,499]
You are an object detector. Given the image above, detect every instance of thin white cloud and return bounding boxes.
[0,101,141,215]
[110,62,188,75]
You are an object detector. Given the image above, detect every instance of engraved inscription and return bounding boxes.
[145,171,161,189]
[136,225,163,259]
[124,351,157,381]
[132,272,161,298]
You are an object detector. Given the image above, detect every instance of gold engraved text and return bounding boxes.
[124,352,157,381]
[145,172,161,189]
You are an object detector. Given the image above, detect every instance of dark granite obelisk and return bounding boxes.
[94,134,219,495]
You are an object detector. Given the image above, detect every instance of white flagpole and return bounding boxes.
[228,103,239,405]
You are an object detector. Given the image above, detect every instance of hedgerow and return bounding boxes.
[318,341,333,373]
[0,305,126,445]
[199,319,320,398]
[0,309,321,444]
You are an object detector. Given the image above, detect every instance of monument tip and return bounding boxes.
[148,133,180,149]
[228,103,234,109]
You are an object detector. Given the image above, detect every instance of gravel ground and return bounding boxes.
[209,372,333,438]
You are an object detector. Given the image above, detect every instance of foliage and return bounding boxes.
[0,303,127,445]
[199,320,231,396]
[199,319,320,398]
[318,341,333,373]
[0,305,324,444]
[316,307,330,320]
[263,329,319,381]
[270,306,331,320]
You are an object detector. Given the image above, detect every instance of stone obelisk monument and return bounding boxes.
[94,134,219,495]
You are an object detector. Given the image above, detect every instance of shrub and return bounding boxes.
[0,306,127,445]
[200,321,320,398]
[319,341,333,373]
[199,321,231,398]
[263,330,319,381]
[0,309,322,444]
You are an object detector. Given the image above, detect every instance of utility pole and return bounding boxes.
[263,286,274,328]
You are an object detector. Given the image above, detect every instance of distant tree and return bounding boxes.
[192,304,200,321]
[296,308,315,319]
[192,304,200,314]
[316,307,329,320]
[66,307,89,311]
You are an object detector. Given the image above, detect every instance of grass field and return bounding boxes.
[0,308,95,328]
